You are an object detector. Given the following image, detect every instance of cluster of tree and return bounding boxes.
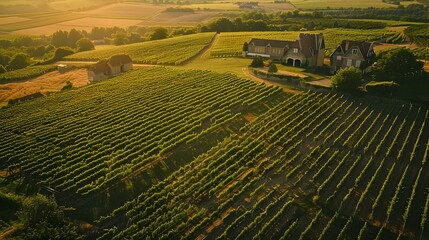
[372,47,425,83]
[332,48,427,96]
[1,193,81,239]
[201,10,388,32]
[318,4,429,23]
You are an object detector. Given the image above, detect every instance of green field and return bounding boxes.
[1,67,428,239]
[65,33,215,65]
[210,29,396,58]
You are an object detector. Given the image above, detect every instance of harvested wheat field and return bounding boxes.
[14,17,142,35]
[0,68,88,105]
[147,11,220,26]
[78,2,172,19]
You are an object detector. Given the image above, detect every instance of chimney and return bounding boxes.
[345,41,349,51]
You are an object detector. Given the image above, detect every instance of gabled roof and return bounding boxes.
[91,60,110,74]
[297,33,325,58]
[108,54,132,67]
[339,40,374,58]
[249,38,294,48]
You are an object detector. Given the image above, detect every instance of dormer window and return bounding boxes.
[293,48,298,53]
[352,49,358,54]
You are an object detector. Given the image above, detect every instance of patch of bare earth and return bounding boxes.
[204,207,234,234]
[0,68,88,104]
[309,78,331,87]
[243,113,257,122]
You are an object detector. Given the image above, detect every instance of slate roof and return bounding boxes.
[91,60,110,74]
[249,38,294,49]
[338,40,374,58]
[297,33,325,58]
[90,55,132,74]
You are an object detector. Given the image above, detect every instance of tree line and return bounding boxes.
[200,10,387,33]
[0,25,199,73]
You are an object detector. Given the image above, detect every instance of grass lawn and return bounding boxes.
[276,64,327,80]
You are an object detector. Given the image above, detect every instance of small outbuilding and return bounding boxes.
[88,54,133,82]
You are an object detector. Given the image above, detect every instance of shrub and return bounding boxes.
[366,81,400,96]
[76,38,95,52]
[250,56,264,68]
[268,63,278,73]
[61,81,73,91]
[53,47,75,61]
[331,66,363,92]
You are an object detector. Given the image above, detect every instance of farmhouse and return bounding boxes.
[330,40,375,74]
[87,54,133,82]
[244,33,325,68]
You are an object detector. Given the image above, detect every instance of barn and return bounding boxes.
[88,54,133,82]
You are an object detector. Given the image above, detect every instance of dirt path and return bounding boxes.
[241,67,302,94]
[181,33,219,65]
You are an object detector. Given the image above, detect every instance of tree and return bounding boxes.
[13,36,34,47]
[128,32,142,43]
[250,56,264,68]
[268,63,278,73]
[112,31,129,45]
[8,53,29,70]
[0,65,6,74]
[331,67,363,92]
[34,46,46,58]
[150,28,168,40]
[51,30,69,47]
[76,38,95,52]
[242,42,248,52]
[208,18,234,32]
[53,47,75,61]
[373,47,424,83]
[0,54,10,67]
[14,194,80,240]
[67,29,84,48]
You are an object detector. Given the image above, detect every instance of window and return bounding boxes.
[293,48,298,53]
[347,59,352,67]
[355,60,361,68]
[352,49,358,54]
[336,55,342,61]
